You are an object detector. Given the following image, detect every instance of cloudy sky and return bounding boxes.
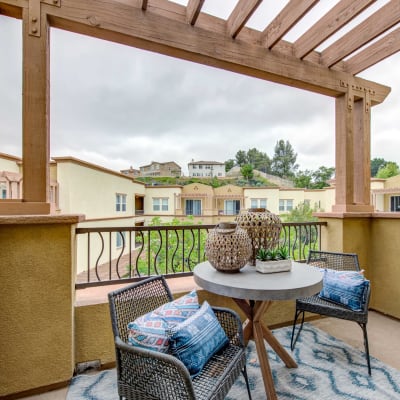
[1,0,400,175]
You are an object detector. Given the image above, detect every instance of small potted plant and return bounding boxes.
[255,245,292,273]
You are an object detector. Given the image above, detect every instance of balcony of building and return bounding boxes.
[2,0,400,398]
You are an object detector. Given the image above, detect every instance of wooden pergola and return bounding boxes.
[1,0,400,215]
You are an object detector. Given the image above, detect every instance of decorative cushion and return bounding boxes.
[127,312,170,352]
[167,301,229,377]
[154,289,199,324]
[319,269,370,311]
[127,290,199,352]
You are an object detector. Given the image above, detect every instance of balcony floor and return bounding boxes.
[19,310,400,400]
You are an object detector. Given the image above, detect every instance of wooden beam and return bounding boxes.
[21,6,50,212]
[321,1,400,67]
[186,0,204,25]
[295,0,376,59]
[346,28,400,75]
[227,0,262,39]
[39,0,390,104]
[261,0,319,49]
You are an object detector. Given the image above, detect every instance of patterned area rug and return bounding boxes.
[67,324,400,400]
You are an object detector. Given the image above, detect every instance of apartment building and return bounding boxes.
[188,160,226,178]
[139,161,182,177]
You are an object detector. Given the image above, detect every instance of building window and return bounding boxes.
[116,231,126,248]
[279,199,293,212]
[153,198,168,211]
[224,200,240,215]
[251,198,267,209]
[390,196,400,212]
[116,194,127,212]
[186,199,201,215]
[198,165,203,169]
[1,183,7,199]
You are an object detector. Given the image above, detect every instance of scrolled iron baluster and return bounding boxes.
[115,231,125,279]
[95,232,105,281]
[171,229,180,273]
[135,231,145,277]
[185,229,196,271]
[153,230,162,276]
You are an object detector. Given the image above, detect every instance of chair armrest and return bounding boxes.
[362,283,371,314]
[212,306,245,347]
[114,336,196,400]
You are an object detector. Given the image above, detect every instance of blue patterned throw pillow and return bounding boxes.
[127,290,199,352]
[319,269,369,311]
[127,312,170,352]
[167,301,229,377]
[154,290,199,324]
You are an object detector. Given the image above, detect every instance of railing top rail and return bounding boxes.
[76,221,326,234]
[76,224,216,234]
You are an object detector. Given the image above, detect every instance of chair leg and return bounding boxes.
[290,309,305,351]
[241,365,252,400]
[359,322,371,375]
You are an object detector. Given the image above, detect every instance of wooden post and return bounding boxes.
[333,86,373,212]
[22,5,50,213]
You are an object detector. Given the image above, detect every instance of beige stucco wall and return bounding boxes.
[0,154,21,173]
[0,215,81,397]
[55,158,145,219]
[316,213,400,320]
[243,187,280,213]
[144,186,182,216]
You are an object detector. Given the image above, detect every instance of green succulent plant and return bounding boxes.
[256,246,290,261]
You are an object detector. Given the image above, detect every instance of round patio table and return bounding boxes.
[193,261,323,400]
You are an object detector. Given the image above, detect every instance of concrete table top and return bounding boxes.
[193,261,323,301]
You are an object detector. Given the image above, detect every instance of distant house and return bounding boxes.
[139,161,182,177]
[188,160,225,178]
[120,166,141,178]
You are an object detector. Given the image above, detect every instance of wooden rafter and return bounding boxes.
[261,0,319,49]
[346,27,400,75]
[186,0,204,25]
[321,1,400,67]
[41,0,389,102]
[227,0,262,39]
[294,0,377,59]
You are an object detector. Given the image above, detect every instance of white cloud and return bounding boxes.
[2,5,400,177]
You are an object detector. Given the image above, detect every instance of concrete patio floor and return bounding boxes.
[19,310,400,400]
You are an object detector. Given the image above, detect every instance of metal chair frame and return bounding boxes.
[290,250,371,375]
[108,275,252,399]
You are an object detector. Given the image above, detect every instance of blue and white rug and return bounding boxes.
[67,324,400,400]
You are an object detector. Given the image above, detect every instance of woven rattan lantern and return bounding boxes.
[205,222,251,273]
[235,208,282,266]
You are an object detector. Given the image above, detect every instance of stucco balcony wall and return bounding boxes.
[2,214,400,398]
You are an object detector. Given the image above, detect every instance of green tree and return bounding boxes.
[284,202,319,222]
[371,157,387,177]
[312,166,335,188]
[240,164,254,181]
[248,148,271,173]
[235,150,248,166]
[294,166,334,189]
[376,161,400,178]
[293,170,313,189]
[271,140,298,178]
[225,159,235,172]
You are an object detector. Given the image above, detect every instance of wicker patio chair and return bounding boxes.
[108,276,252,400]
[290,250,371,375]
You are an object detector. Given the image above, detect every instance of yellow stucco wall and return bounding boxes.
[74,288,297,367]
[0,216,80,397]
[370,216,400,318]
[316,214,400,319]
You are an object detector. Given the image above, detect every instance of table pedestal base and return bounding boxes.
[234,299,297,400]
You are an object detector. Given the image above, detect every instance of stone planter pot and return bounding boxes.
[255,259,292,274]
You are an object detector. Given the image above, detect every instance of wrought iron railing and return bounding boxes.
[75,221,326,288]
